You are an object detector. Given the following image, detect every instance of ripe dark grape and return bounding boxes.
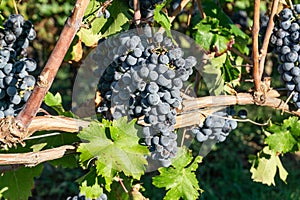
[191,110,237,143]
[94,26,197,167]
[0,14,37,118]
[238,109,247,119]
[271,6,300,108]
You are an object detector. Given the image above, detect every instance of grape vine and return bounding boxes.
[0,0,300,200]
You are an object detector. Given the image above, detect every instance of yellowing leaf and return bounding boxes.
[250,146,288,186]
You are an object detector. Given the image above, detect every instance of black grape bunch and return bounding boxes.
[190,108,237,144]
[0,14,37,118]
[93,26,196,167]
[270,5,300,108]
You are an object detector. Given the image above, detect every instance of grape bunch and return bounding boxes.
[66,193,107,200]
[191,110,237,143]
[0,14,37,117]
[129,0,165,20]
[93,26,197,167]
[270,6,300,108]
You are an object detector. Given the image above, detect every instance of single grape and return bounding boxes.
[279,8,293,20]
[147,82,159,93]
[126,55,137,66]
[196,131,208,142]
[147,93,160,105]
[238,109,247,119]
[158,54,169,64]
[153,32,163,43]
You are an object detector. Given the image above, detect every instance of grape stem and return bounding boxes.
[259,0,279,78]
[252,0,261,92]
[231,47,253,65]
[13,0,18,14]
[133,0,141,25]
[15,0,90,129]
[0,145,75,166]
[196,0,206,19]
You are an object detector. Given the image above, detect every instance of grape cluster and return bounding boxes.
[0,14,37,117]
[191,110,237,143]
[93,26,196,167]
[66,193,107,200]
[129,0,165,19]
[270,6,300,108]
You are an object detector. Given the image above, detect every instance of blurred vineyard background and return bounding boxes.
[0,0,299,199]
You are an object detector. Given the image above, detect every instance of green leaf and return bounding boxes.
[153,3,172,37]
[250,146,288,186]
[213,34,232,54]
[193,17,218,51]
[266,117,300,153]
[0,165,43,200]
[44,92,62,106]
[79,27,102,47]
[77,117,149,191]
[49,154,78,168]
[265,131,297,154]
[30,143,47,152]
[44,92,75,117]
[153,147,203,200]
[80,179,104,199]
[101,0,131,37]
[202,1,233,26]
[221,55,240,83]
[201,53,227,95]
[228,24,248,39]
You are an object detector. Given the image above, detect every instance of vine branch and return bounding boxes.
[196,0,206,19]
[133,0,141,25]
[0,145,75,166]
[259,0,279,78]
[15,0,90,129]
[252,0,261,92]
[1,90,299,165]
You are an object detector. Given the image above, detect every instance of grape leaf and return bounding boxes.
[79,27,102,47]
[221,55,240,83]
[154,2,172,37]
[193,17,219,52]
[250,146,288,186]
[265,131,297,154]
[201,53,226,95]
[153,147,203,200]
[44,92,62,106]
[0,165,43,200]
[266,117,300,153]
[77,117,149,191]
[101,0,131,37]
[44,92,74,117]
[65,35,83,62]
[80,179,104,199]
